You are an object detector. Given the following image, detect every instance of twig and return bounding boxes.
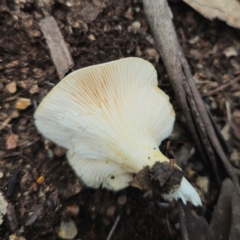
[106,214,122,240]
[203,75,240,96]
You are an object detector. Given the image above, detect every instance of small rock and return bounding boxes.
[196,176,209,195]
[135,6,141,12]
[15,98,31,110]
[223,46,238,58]
[5,60,19,68]
[145,48,159,63]
[0,191,8,225]
[54,146,67,157]
[66,205,79,217]
[58,219,78,240]
[128,21,141,34]
[6,81,17,94]
[189,35,200,45]
[135,46,142,57]
[230,148,240,168]
[88,34,96,41]
[12,110,20,119]
[9,234,26,240]
[106,205,115,217]
[0,172,3,178]
[29,84,39,94]
[6,134,18,150]
[4,103,10,109]
[124,8,134,20]
[0,112,8,119]
[117,195,127,205]
[187,169,197,180]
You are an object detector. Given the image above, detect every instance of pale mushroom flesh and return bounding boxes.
[34,57,202,206]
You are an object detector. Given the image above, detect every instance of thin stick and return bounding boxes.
[106,214,122,240]
[203,75,240,96]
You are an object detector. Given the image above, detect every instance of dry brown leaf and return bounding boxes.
[183,0,240,29]
[6,134,18,150]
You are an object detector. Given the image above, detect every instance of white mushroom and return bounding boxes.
[34,57,202,206]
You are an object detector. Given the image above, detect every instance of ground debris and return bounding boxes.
[0,192,8,225]
[9,234,26,240]
[15,98,31,110]
[130,162,184,195]
[58,218,78,240]
[7,203,19,233]
[5,81,17,94]
[39,16,74,79]
[25,204,44,226]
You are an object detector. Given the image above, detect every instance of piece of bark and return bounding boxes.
[39,16,74,79]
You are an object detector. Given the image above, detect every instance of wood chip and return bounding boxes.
[39,16,74,79]
[15,98,31,110]
[6,81,17,94]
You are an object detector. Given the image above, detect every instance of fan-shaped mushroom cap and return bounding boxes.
[35,58,175,190]
[34,57,203,206]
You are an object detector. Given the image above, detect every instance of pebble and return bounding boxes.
[128,21,141,34]
[9,234,26,240]
[145,48,159,62]
[0,191,8,225]
[230,148,240,168]
[15,98,31,110]
[196,176,209,194]
[88,34,96,41]
[6,81,17,94]
[106,205,115,217]
[135,46,142,57]
[223,46,238,58]
[58,219,78,240]
[54,146,67,157]
[117,195,127,205]
[66,205,79,217]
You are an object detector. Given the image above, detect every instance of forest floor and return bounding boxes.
[1,0,240,239]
